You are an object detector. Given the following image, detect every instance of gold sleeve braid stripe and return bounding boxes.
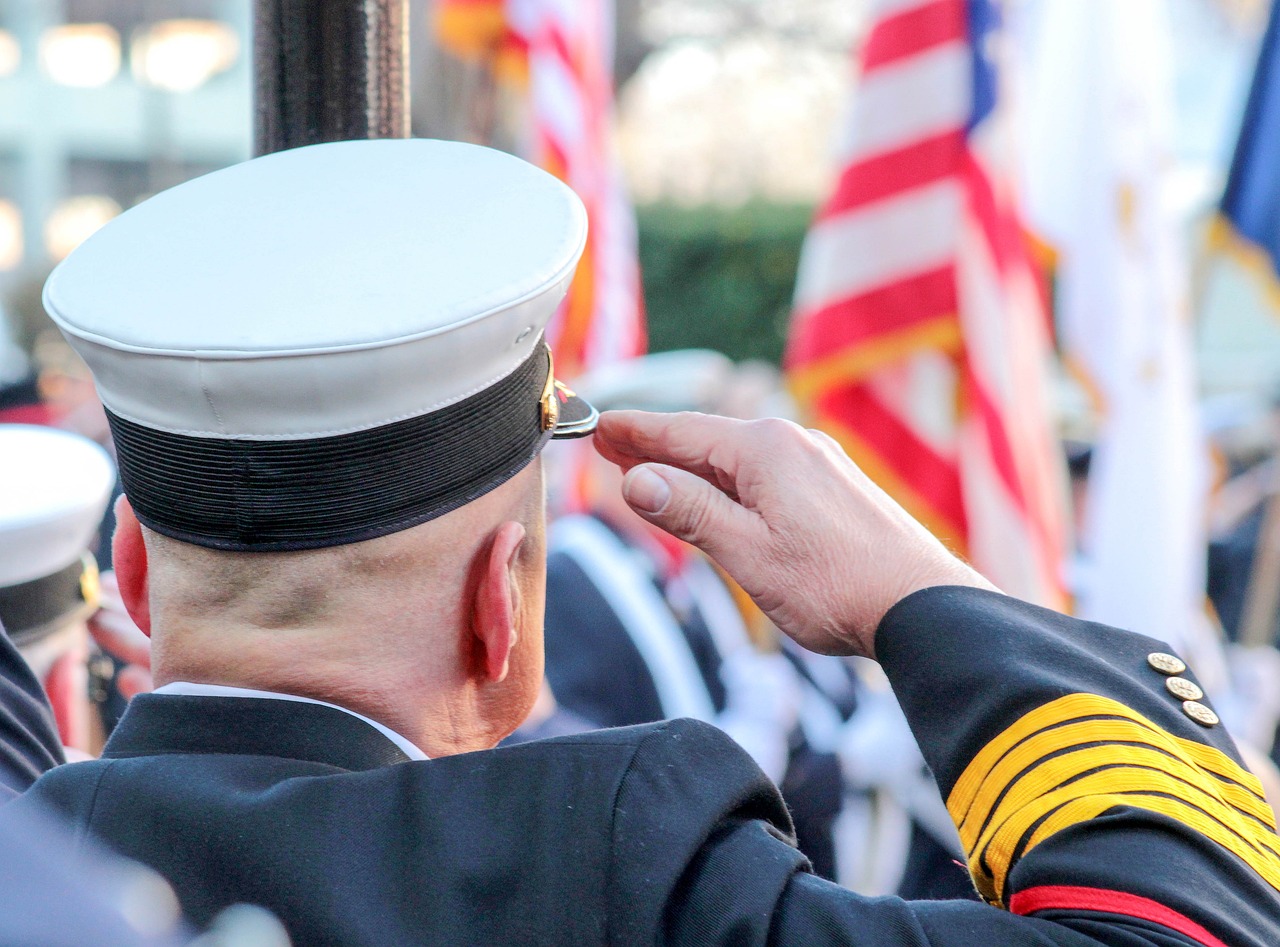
[945,693,1280,906]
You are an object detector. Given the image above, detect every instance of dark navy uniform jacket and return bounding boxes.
[0,618,63,799]
[0,621,190,946]
[10,587,1280,946]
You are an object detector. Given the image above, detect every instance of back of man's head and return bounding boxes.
[43,140,598,755]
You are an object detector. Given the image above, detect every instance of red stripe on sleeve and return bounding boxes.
[1009,886,1229,947]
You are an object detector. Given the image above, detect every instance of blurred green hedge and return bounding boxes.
[637,203,813,365]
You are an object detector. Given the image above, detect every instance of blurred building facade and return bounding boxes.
[0,0,250,292]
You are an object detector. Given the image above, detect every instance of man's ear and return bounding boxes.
[112,495,152,637]
[471,521,526,683]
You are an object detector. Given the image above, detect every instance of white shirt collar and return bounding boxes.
[153,681,429,761]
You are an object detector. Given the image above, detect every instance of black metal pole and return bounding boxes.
[253,0,409,157]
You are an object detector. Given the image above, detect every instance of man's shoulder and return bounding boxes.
[434,718,764,803]
[6,756,115,834]
[20,717,750,799]
[17,715,784,866]
[504,716,728,751]
[487,716,804,946]
[21,755,112,793]
[600,718,794,829]
[12,716,804,946]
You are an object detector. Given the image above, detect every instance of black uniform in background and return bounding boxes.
[0,620,192,945]
[11,587,1280,946]
[0,618,63,798]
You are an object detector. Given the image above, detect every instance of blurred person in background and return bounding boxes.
[2,268,116,490]
[0,424,115,757]
[1206,391,1280,647]
[2,273,143,733]
[1204,392,1280,787]
[1,274,74,430]
[0,300,52,427]
[1064,392,1280,804]
[1,273,122,574]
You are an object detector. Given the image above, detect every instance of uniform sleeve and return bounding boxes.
[0,619,65,798]
[605,718,807,947]
[647,588,1280,947]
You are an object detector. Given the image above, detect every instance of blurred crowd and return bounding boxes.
[8,289,1280,914]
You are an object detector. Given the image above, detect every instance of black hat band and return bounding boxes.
[0,554,99,643]
[107,343,559,551]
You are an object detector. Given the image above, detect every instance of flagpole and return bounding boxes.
[253,0,410,157]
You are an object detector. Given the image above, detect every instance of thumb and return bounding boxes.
[621,463,762,557]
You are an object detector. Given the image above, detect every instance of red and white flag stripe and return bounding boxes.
[513,0,645,378]
[787,0,1066,606]
[434,0,645,379]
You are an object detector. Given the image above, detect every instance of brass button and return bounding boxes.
[1165,677,1203,701]
[1147,652,1186,675]
[1182,701,1219,727]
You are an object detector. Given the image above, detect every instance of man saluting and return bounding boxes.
[9,139,1280,946]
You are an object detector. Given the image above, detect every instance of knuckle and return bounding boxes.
[664,411,710,452]
[749,416,803,446]
[671,410,708,433]
[808,428,846,458]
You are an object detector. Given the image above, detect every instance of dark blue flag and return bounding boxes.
[1219,0,1280,303]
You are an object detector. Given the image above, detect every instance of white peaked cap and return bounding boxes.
[42,140,598,552]
[45,139,587,439]
[0,425,113,588]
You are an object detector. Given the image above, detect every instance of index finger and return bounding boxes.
[594,410,747,483]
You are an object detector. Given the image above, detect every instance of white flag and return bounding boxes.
[1017,0,1225,688]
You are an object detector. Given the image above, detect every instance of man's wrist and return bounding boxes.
[874,581,999,654]
[863,568,996,660]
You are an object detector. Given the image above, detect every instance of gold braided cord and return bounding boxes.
[959,721,1277,850]
[948,694,1265,825]
[947,693,1280,906]
[977,770,1280,903]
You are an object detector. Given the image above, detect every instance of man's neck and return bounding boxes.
[151,625,499,757]
[153,680,431,760]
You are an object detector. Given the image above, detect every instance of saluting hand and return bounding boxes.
[592,411,995,660]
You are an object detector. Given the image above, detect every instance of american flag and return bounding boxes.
[786,0,1066,606]
[435,0,645,379]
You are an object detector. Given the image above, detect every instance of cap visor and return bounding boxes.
[551,382,598,439]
